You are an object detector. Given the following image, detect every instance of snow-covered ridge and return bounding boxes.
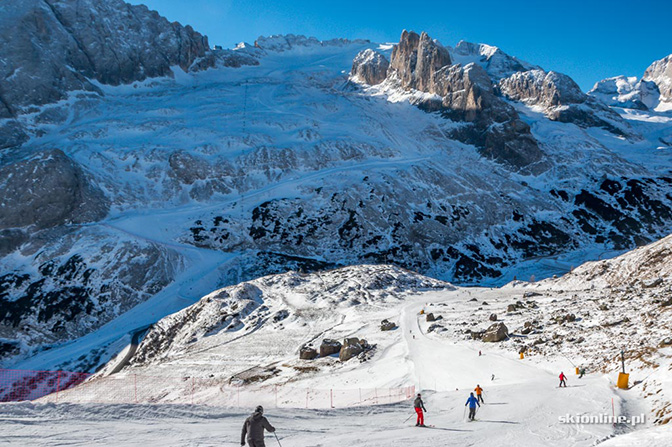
[589,53,672,112]
[254,34,370,52]
[123,264,448,370]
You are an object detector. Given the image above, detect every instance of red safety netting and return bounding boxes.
[0,368,415,409]
[0,369,90,402]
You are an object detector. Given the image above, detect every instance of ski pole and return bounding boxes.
[274,432,282,447]
[403,413,414,423]
[462,406,467,421]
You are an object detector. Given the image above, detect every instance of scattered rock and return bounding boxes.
[427,324,445,333]
[489,313,498,321]
[380,319,397,331]
[507,304,517,312]
[642,278,663,288]
[602,317,630,327]
[469,329,485,340]
[523,292,542,298]
[339,337,370,361]
[319,339,342,357]
[426,313,436,322]
[482,322,509,342]
[299,346,319,360]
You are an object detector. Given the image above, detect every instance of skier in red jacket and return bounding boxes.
[559,371,567,387]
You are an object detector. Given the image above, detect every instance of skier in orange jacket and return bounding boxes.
[474,385,484,403]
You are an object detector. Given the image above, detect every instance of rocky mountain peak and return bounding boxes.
[0,0,214,148]
[588,53,672,111]
[389,30,452,91]
[452,40,533,80]
[498,69,586,107]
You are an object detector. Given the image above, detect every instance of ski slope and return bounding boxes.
[0,283,646,446]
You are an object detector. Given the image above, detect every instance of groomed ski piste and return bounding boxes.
[3,260,672,446]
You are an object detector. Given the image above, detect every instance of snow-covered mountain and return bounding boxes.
[1,0,672,376]
[589,54,672,112]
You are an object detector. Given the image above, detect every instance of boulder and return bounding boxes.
[507,304,517,312]
[339,337,370,361]
[482,322,509,342]
[380,319,396,331]
[426,313,436,322]
[299,346,318,360]
[319,339,342,357]
[489,313,497,321]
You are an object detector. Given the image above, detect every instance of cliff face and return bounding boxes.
[0,0,213,148]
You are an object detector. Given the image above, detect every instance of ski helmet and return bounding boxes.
[255,405,264,413]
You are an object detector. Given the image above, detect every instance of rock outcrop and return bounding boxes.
[643,54,672,105]
[499,69,632,136]
[0,0,217,149]
[389,30,452,92]
[0,149,108,230]
[351,49,389,85]
[383,31,545,172]
[0,0,212,112]
[498,70,585,108]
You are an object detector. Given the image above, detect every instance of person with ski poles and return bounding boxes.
[241,405,275,446]
[465,392,480,421]
[559,371,567,387]
[414,393,427,427]
[474,384,484,403]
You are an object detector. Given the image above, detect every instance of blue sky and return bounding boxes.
[128,0,671,91]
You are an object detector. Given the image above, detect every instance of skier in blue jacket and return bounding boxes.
[465,392,480,421]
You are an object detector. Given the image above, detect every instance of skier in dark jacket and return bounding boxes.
[465,392,480,421]
[414,393,427,426]
[241,405,275,447]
